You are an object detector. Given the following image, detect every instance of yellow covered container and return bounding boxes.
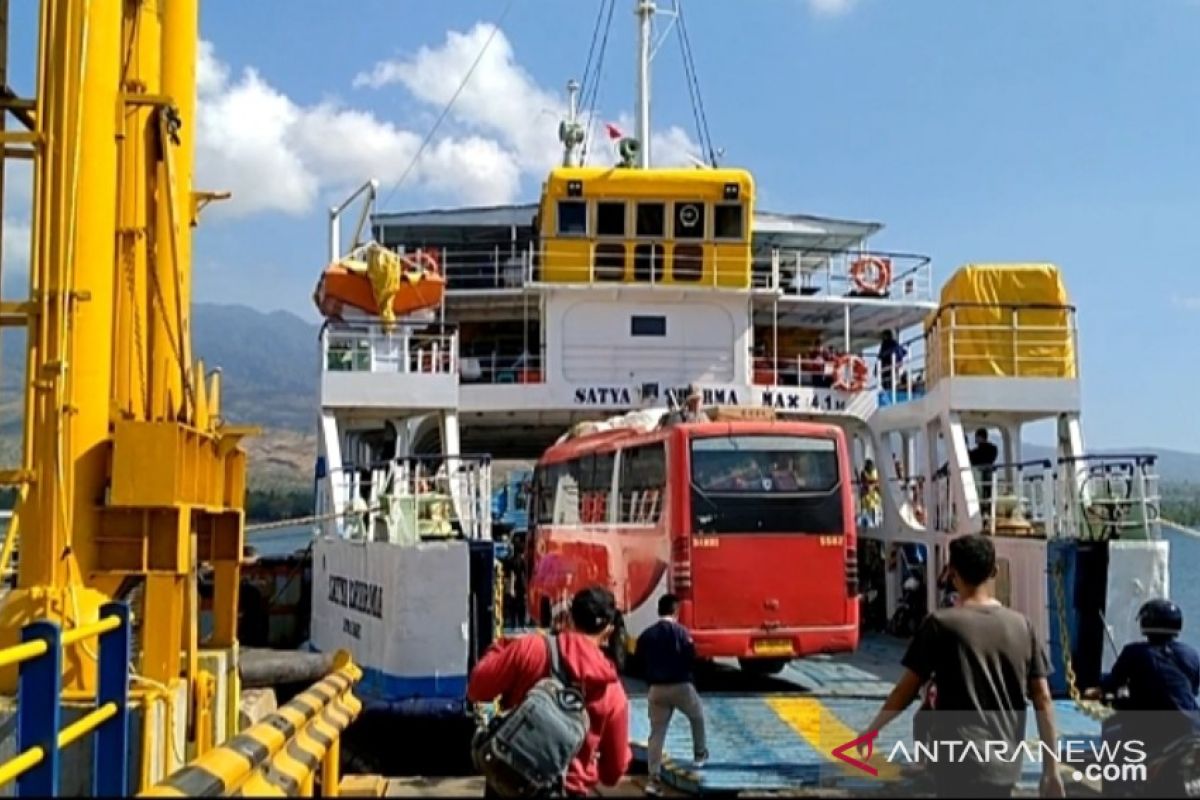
[925,263,1076,380]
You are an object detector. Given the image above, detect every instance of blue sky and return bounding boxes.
[5,0,1199,450]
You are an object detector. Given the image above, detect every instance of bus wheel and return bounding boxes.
[738,657,789,676]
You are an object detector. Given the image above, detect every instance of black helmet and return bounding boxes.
[1138,598,1183,637]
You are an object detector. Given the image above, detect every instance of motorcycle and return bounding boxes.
[886,548,927,637]
[1096,691,1200,798]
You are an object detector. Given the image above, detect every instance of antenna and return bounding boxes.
[635,0,655,168]
[559,79,585,167]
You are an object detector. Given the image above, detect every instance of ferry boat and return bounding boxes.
[303,0,1168,721]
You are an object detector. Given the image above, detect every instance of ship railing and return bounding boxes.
[459,350,546,385]
[980,459,1056,537]
[0,603,131,796]
[920,454,1160,541]
[927,462,1050,535]
[398,243,934,299]
[325,454,493,543]
[322,321,458,376]
[1055,453,1161,541]
[751,335,929,406]
[925,302,1079,384]
[756,247,934,301]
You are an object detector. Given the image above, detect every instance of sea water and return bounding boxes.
[247,525,313,557]
[1165,524,1200,651]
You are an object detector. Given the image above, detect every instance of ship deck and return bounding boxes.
[620,633,1102,796]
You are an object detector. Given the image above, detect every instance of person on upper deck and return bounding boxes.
[969,429,999,518]
[683,386,709,422]
[968,428,998,469]
[879,331,907,391]
[664,386,710,426]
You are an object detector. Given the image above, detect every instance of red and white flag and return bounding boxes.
[605,122,624,141]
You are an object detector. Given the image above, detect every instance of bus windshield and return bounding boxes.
[690,434,843,535]
[690,435,838,493]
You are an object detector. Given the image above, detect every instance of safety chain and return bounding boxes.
[1051,560,1112,722]
[493,559,506,642]
[245,504,382,533]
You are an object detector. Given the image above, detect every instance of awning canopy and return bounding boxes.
[372,204,882,253]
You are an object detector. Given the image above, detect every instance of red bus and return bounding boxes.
[526,415,859,674]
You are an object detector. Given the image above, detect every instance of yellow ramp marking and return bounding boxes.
[765,697,903,782]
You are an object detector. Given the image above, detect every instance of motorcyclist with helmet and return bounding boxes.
[1091,599,1199,715]
[1086,599,1200,796]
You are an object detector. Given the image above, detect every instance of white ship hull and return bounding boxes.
[310,536,475,713]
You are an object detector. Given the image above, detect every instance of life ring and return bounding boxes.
[850,256,892,295]
[832,354,869,393]
[406,248,440,275]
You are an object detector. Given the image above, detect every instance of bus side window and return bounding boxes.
[620,443,667,524]
[588,452,616,524]
[562,456,592,526]
[535,463,562,525]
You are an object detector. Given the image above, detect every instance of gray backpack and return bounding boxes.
[472,633,590,797]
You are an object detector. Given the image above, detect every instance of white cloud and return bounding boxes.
[354,23,563,175]
[196,24,703,219]
[2,217,30,271]
[807,0,858,15]
[1172,294,1200,312]
[196,41,520,216]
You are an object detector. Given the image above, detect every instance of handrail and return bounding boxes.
[142,651,362,797]
[929,300,1078,315]
[367,242,936,298]
[0,639,49,670]
[0,602,131,797]
[1056,453,1158,465]
[59,614,120,647]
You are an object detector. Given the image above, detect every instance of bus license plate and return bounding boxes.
[753,639,794,656]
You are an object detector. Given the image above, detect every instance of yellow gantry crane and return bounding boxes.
[0,0,249,783]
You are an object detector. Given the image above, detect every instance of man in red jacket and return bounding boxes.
[468,587,632,796]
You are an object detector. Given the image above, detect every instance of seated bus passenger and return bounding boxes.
[771,458,800,491]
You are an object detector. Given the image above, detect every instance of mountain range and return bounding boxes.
[2,302,1199,489]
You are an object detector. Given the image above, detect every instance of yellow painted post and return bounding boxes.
[322,737,341,798]
[0,0,122,693]
[195,671,214,757]
[160,0,197,390]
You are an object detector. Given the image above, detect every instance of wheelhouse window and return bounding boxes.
[714,204,745,240]
[635,202,666,238]
[690,435,842,535]
[630,315,667,337]
[596,202,626,237]
[557,201,587,236]
[674,202,706,240]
